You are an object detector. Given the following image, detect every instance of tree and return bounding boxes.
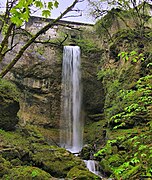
[87,0,152,39]
[0,0,82,77]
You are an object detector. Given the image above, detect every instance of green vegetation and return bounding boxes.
[67,165,101,179]
[2,166,52,180]
[0,125,94,179]
[118,50,144,63]
[85,3,152,178]
[94,129,152,179]
[10,0,59,26]
[0,1,152,179]
[0,79,20,130]
[109,75,152,130]
[0,78,20,102]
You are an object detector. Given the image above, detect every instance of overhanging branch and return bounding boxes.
[0,0,79,77]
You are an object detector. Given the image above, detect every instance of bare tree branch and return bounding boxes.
[34,34,69,47]
[64,9,83,19]
[2,42,18,56]
[0,23,15,63]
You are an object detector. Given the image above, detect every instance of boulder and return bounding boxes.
[2,166,53,180]
[66,165,101,180]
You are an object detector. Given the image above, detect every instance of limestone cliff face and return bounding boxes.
[11,44,62,128]
[2,18,104,128]
[12,45,104,127]
[82,53,104,116]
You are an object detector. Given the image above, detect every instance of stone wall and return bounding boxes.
[25,16,94,42]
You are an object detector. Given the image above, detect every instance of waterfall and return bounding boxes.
[84,160,102,178]
[60,46,83,153]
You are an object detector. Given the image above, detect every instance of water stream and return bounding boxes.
[60,46,102,178]
[60,46,83,153]
[84,160,102,178]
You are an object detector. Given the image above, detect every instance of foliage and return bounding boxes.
[91,2,152,179]
[94,129,152,179]
[109,75,152,129]
[97,68,116,80]
[76,37,101,54]
[89,0,152,40]
[9,0,59,26]
[118,50,144,63]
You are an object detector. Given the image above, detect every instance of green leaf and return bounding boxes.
[48,2,53,9]
[132,58,137,62]
[147,63,152,67]
[34,0,43,8]
[11,16,23,26]
[121,52,126,58]
[118,52,122,57]
[16,0,25,8]
[42,10,51,18]
[140,57,144,61]
[130,50,137,56]
[54,1,59,8]
[125,56,129,61]
[21,10,30,22]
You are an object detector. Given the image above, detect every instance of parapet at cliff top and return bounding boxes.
[25,16,94,41]
[26,15,94,28]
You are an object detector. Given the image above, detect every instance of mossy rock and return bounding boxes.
[1,148,21,161]
[31,144,85,178]
[0,127,87,179]
[0,79,20,130]
[99,158,112,175]
[0,78,20,102]
[66,165,101,180]
[80,144,93,160]
[0,155,11,177]
[84,120,107,146]
[2,166,52,180]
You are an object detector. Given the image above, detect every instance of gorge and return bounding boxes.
[0,3,152,179]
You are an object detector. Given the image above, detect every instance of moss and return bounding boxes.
[80,144,93,160]
[0,78,20,102]
[31,144,84,177]
[66,165,101,180]
[0,79,20,130]
[0,155,11,177]
[84,120,107,146]
[99,159,112,175]
[36,127,59,145]
[0,126,88,178]
[2,166,52,180]
[0,129,30,150]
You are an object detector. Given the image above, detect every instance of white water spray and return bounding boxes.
[60,46,83,153]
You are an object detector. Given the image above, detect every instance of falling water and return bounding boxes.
[84,160,102,177]
[60,46,83,153]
